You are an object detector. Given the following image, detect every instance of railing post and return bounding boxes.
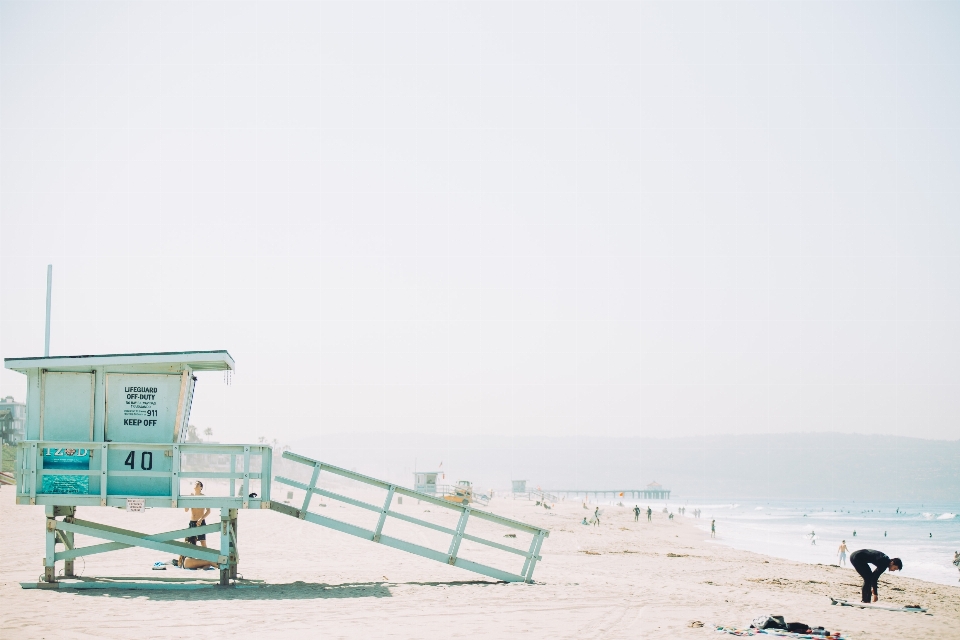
[99,443,109,506]
[372,485,395,543]
[241,446,251,509]
[447,506,470,565]
[523,532,546,582]
[260,447,272,503]
[29,443,38,504]
[229,454,236,498]
[171,444,180,508]
[300,461,321,517]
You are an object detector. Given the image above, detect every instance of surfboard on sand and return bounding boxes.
[830,597,927,613]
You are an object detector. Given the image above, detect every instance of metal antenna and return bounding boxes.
[44,264,53,357]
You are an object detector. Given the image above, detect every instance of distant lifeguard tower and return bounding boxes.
[414,471,441,495]
[512,480,526,493]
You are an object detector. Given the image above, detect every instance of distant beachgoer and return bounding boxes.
[930,533,933,538]
[849,549,902,603]
[633,506,640,522]
[184,481,210,547]
[711,520,716,538]
[953,551,960,581]
[810,531,817,545]
[581,517,589,526]
[594,507,600,526]
[647,506,652,522]
[853,530,857,537]
[884,531,887,537]
[838,540,848,566]
[668,512,674,520]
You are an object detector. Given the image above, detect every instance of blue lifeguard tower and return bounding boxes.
[7,350,549,589]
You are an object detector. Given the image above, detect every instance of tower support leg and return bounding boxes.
[219,507,231,585]
[44,506,57,582]
[63,519,76,577]
[229,509,239,580]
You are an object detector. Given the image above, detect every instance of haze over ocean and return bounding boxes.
[292,432,960,502]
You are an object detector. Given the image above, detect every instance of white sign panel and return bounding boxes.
[106,374,183,443]
[126,498,145,512]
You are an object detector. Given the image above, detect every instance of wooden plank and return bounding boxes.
[384,509,457,536]
[460,532,536,558]
[57,520,222,563]
[56,523,220,561]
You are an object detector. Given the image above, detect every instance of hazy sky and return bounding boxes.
[1,1,959,443]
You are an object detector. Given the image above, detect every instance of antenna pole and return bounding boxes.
[44,264,52,357]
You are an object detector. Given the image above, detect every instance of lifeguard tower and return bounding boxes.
[7,351,549,589]
[414,471,441,495]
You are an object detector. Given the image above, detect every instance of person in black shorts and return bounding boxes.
[849,549,902,603]
[184,481,211,547]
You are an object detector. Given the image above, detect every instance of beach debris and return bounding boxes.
[688,620,703,628]
[666,553,688,557]
[503,533,517,538]
[581,550,601,555]
[718,623,844,638]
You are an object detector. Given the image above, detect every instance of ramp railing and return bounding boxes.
[272,451,549,583]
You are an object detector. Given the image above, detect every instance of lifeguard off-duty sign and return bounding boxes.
[106,374,183,443]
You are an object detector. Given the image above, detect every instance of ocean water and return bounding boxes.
[651,500,960,587]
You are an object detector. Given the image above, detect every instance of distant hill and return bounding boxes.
[289,432,960,502]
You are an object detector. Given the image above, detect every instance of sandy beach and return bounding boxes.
[1,486,958,640]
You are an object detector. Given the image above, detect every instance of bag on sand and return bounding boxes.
[785,622,811,633]
[751,616,786,630]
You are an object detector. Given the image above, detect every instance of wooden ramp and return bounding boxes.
[271,451,549,583]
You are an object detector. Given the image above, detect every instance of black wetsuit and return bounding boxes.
[850,549,890,603]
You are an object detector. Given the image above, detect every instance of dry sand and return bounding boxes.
[1,486,958,640]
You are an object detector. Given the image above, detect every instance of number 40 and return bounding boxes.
[124,451,153,471]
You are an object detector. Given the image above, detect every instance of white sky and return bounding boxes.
[2,1,959,443]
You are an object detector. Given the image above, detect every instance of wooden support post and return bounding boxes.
[62,509,76,577]
[229,508,239,580]
[219,507,231,586]
[44,506,57,582]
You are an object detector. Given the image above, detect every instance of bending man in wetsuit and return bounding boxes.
[849,549,902,603]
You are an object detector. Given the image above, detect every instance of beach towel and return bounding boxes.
[715,625,843,638]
